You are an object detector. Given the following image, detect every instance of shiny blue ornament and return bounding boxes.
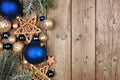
[2,32,10,39]
[32,35,39,41]
[23,41,47,64]
[40,16,45,21]
[0,0,22,20]
[18,34,26,41]
[46,70,55,78]
[4,43,12,50]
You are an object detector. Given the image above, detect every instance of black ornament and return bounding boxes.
[46,55,48,60]
[2,32,10,39]
[18,34,26,41]
[46,70,55,78]
[40,16,45,21]
[32,35,39,41]
[4,43,12,50]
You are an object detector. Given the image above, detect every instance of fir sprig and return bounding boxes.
[0,51,32,80]
[23,0,55,16]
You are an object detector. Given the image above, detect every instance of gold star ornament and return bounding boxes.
[30,64,51,80]
[14,16,42,43]
[46,56,56,66]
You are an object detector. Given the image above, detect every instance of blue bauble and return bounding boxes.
[2,32,10,39]
[4,43,12,50]
[0,0,22,20]
[40,16,45,21]
[23,41,47,64]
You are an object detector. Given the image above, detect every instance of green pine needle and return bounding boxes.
[10,70,32,80]
[23,0,55,16]
[0,51,32,80]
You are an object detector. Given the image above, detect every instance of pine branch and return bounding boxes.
[0,51,19,80]
[23,0,55,16]
[0,51,8,79]
[0,51,32,80]
[38,0,46,15]
[23,0,35,16]
[10,70,32,80]
[5,55,20,80]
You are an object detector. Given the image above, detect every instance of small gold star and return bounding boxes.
[46,56,56,66]
[14,16,42,43]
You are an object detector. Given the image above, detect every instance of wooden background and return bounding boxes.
[21,0,120,80]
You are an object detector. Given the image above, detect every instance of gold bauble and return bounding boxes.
[43,19,54,30]
[39,33,48,42]
[0,42,3,50]
[13,42,24,53]
[0,19,11,33]
[13,23,18,29]
[40,42,46,46]
[8,36,16,44]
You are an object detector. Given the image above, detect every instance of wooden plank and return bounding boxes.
[47,0,72,80]
[72,0,95,80]
[96,0,120,80]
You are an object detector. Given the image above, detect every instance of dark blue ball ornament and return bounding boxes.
[18,34,26,41]
[0,0,22,20]
[23,41,47,64]
[2,32,10,39]
[46,70,55,78]
[40,16,45,21]
[32,35,39,41]
[4,43,12,50]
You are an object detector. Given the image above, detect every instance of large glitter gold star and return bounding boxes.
[14,16,42,43]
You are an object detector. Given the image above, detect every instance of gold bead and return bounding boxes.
[8,36,16,44]
[23,60,28,64]
[39,33,48,42]
[0,42,3,50]
[13,42,24,53]
[43,19,54,30]
[0,19,11,33]
[13,23,18,29]
[40,42,46,46]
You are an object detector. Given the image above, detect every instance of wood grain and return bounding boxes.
[47,0,72,80]
[96,0,120,80]
[72,0,95,80]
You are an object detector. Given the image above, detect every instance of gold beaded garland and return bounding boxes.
[13,23,19,29]
[13,42,24,53]
[8,36,16,44]
[0,19,11,33]
[0,42,3,50]
[43,19,54,30]
[39,33,48,42]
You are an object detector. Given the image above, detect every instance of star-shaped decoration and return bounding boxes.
[30,64,51,80]
[46,56,56,66]
[14,16,42,42]
[22,56,56,80]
